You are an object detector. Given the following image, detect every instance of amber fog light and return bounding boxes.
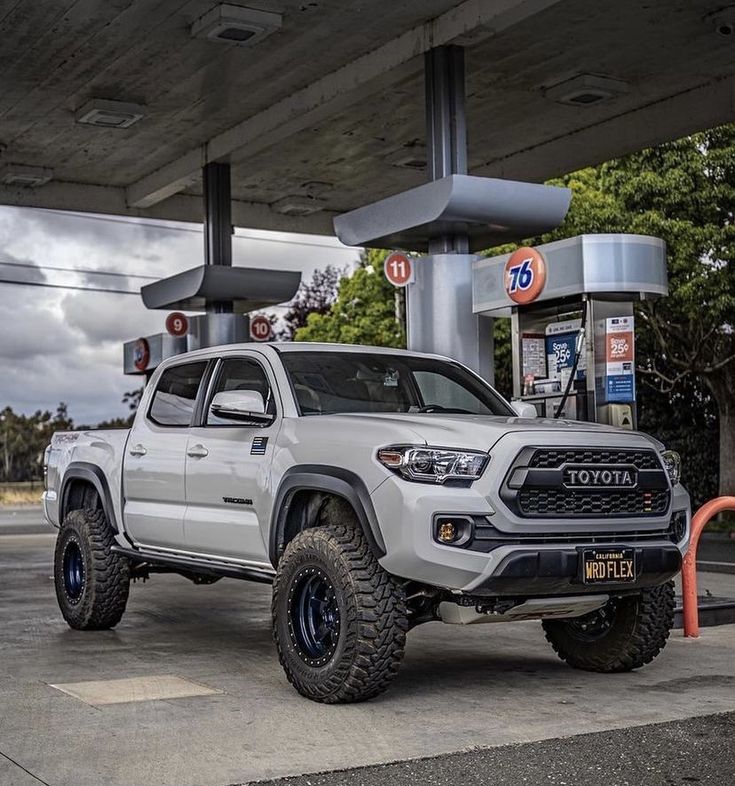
[438,521,457,542]
[434,516,473,546]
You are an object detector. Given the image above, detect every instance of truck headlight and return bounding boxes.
[661,450,681,486]
[377,446,489,484]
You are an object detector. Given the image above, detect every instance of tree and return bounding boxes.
[0,403,74,482]
[277,265,343,341]
[487,124,735,498]
[295,249,405,347]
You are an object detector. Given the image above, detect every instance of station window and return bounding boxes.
[148,361,208,427]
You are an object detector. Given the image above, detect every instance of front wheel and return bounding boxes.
[272,523,407,703]
[542,581,675,672]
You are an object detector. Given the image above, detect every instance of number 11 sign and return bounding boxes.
[384,252,414,287]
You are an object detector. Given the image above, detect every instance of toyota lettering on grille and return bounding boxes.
[562,464,638,489]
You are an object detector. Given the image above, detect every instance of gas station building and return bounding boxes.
[2,0,735,423]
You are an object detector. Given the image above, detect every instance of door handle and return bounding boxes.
[187,444,209,458]
[129,444,147,457]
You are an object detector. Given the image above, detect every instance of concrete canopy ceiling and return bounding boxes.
[1,0,734,239]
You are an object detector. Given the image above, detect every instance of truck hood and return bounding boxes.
[313,413,664,453]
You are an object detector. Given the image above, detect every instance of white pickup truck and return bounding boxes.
[43,343,690,703]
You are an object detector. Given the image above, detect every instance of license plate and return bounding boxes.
[582,548,636,584]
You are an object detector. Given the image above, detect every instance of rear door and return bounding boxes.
[184,354,280,563]
[123,360,209,550]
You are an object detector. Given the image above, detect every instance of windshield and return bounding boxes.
[280,351,514,417]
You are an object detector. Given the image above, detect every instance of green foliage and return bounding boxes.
[295,249,406,348]
[0,403,73,482]
[277,265,343,341]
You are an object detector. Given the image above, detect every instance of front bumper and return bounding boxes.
[371,466,690,595]
[469,543,682,597]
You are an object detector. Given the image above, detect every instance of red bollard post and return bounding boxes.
[681,496,735,638]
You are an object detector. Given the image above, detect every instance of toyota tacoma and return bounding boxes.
[43,343,689,702]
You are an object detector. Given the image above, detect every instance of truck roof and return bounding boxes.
[166,342,452,362]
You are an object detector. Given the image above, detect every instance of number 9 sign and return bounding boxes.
[165,311,189,337]
[504,247,547,305]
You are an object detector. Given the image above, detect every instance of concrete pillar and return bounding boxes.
[406,46,494,382]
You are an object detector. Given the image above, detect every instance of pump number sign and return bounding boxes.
[165,311,188,337]
[250,314,272,342]
[504,247,547,305]
[384,252,413,287]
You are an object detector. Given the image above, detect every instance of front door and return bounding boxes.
[184,355,279,563]
[123,360,208,550]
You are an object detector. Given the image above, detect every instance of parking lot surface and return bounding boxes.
[254,711,735,786]
[2,532,735,786]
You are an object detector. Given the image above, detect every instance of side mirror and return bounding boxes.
[511,400,538,419]
[210,390,273,424]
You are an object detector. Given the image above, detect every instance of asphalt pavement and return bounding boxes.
[1,532,735,786]
[251,711,735,786]
[0,505,50,535]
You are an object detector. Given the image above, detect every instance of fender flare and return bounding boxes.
[269,465,387,566]
[60,462,119,533]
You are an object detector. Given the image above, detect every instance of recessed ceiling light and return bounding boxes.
[385,145,427,170]
[271,196,323,217]
[0,164,53,188]
[76,99,145,129]
[544,74,629,106]
[704,7,735,37]
[191,4,282,47]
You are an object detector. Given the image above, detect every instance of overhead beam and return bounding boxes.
[0,180,337,235]
[126,0,564,209]
[476,74,735,183]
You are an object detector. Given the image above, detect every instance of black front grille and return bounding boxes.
[518,487,670,517]
[529,448,660,470]
[465,513,680,553]
[503,446,671,519]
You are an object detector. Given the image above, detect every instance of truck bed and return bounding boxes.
[43,429,130,530]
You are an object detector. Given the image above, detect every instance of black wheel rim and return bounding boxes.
[287,567,341,667]
[566,599,618,641]
[63,540,85,603]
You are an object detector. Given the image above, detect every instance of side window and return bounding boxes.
[206,358,275,426]
[148,361,208,427]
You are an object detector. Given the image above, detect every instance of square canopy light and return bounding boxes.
[191,4,282,47]
[271,195,324,217]
[76,99,145,129]
[0,164,53,188]
[545,74,629,106]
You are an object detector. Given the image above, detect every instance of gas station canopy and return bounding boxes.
[1,0,734,235]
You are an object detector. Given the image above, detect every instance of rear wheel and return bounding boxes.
[54,508,130,630]
[542,581,675,672]
[272,517,407,703]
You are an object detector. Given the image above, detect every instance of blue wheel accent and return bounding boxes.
[288,567,341,666]
[63,540,85,603]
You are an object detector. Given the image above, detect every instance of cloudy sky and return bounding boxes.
[0,206,360,426]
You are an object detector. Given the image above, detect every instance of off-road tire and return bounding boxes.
[542,581,675,672]
[272,519,408,703]
[54,508,130,630]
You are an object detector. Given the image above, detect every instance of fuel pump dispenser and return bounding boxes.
[473,234,668,428]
